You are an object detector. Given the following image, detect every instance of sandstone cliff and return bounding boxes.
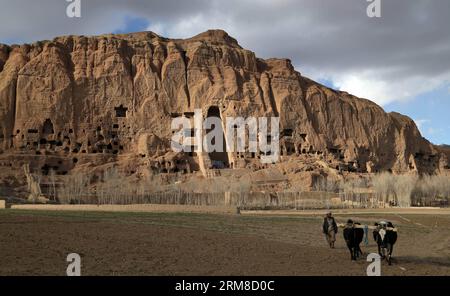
[0,30,448,194]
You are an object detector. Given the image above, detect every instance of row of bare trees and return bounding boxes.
[57,168,154,204]
[54,167,450,207]
[411,174,450,206]
[372,173,418,207]
[314,173,450,207]
[372,173,450,207]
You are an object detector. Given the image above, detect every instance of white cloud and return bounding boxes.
[141,0,450,107]
[340,73,449,106]
[303,69,450,106]
[1,0,450,108]
[333,74,391,105]
[147,12,235,39]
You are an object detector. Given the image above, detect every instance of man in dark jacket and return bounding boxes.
[323,211,338,248]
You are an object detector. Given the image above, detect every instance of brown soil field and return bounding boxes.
[0,208,449,276]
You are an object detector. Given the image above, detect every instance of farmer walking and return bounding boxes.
[323,211,338,248]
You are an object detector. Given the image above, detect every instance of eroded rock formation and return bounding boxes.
[0,30,448,195]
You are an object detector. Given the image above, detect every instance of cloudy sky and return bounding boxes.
[1,0,449,144]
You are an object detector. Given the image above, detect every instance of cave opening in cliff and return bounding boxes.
[206,106,229,168]
[282,129,293,137]
[42,119,54,135]
[115,105,128,118]
[41,164,51,176]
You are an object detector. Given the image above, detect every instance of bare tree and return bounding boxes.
[48,169,57,202]
[314,176,339,192]
[57,172,89,204]
[394,174,418,207]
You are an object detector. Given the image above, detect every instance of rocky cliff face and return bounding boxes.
[0,30,448,191]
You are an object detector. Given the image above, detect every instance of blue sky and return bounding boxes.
[385,86,450,145]
[113,16,149,35]
[1,0,449,144]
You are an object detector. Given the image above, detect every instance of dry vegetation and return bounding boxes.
[314,173,450,207]
[371,173,450,207]
[57,168,154,205]
[372,173,418,207]
[49,168,450,208]
[54,167,248,206]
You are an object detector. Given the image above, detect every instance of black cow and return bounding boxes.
[373,221,398,265]
[353,222,365,257]
[343,220,365,261]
